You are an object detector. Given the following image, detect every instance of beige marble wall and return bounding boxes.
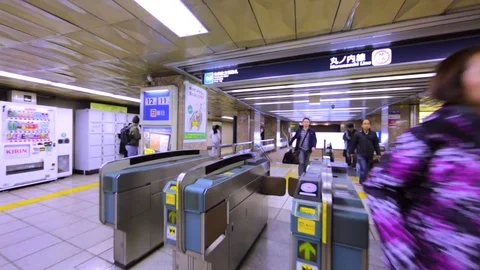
[237,110,251,143]
[263,115,277,144]
[153,75,207,150]
[387,104,410,147]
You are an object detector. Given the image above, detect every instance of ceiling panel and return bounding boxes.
[0,48,66,69]
[185,3,238,52]
[25,0,107,30]
[16,40,95,65]
[68,0,135,24]
[88,25,156,56]
[331,0,358,32]
[0,24,36,47]
[113,19,177,54]
[112,0,152,19]
[0,0,80,34]
[21,70,76,83]
[0,55,48,72]
[46,36,116,61]
[296,0,341,38]
[395,0,455,21]
[0,9,55,38]
[249,0,296,44]
[66,30,133,59]
[448,0,480,9]
[204,0,265,47]
[142,16,212,57]
[352,0,405,29]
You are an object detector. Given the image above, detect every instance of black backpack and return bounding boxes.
[120,125,131,145]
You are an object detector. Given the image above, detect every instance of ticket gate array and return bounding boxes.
[288,157,369,270]
[99,150,215,268]
[164,152,286,270]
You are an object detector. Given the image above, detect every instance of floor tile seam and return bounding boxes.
[13,246,87,270]
[1,234,63,264]
[0,183,99,212]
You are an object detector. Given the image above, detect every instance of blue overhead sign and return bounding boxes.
[201,35,480,85]
[143,90,170,121]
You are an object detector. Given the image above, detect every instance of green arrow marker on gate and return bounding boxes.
[169,211,177,224]
[299,242,316,261]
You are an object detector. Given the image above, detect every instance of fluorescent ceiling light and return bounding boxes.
[270,107,368,113]
[0,70,140,103]
[242,87,413,101]
[222,116,234,120]
[135,0,208,37]
[227,73,436,94]
[254,96,392,106]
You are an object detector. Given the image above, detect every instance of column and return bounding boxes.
[236,110,251,143]
[387,104,411,146]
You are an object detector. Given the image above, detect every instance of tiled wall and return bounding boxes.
[263,115,277,144]
[237,110,251,143]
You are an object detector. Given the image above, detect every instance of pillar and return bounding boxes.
[236,110,251,143]
[387,104,411,146]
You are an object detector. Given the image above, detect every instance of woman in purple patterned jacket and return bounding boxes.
[364,47,480,270]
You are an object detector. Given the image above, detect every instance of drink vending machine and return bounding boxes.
[0,101,73,191]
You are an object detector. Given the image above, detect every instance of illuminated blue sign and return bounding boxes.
[204,72,214,85]
[143,90,170,121]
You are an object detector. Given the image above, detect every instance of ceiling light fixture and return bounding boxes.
[0,70,140,103]
[135,0,208,37]
[242,87,413,100]
[254,96,393,106]
[270,107,369,113]
[227,73,436,94]
[221,116,234,120]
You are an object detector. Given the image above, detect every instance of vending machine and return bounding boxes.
[0,102,58,190]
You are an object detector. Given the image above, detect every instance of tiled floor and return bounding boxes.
[0,160,386,270]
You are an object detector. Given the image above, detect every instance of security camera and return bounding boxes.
[331,104,336,109]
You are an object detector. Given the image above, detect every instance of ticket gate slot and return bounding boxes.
[99,150,214,269]
[173,152,286,270]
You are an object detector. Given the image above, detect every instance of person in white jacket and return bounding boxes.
[210,125,221,157]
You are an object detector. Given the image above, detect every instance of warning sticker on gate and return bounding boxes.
[166,193,175,205]
[296,262,318,270]
[167,226,176,241]
[297,218,316,236]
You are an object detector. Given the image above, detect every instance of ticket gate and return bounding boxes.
[164,152,286,270]
[99,150,215,268]
[288,158,369,270]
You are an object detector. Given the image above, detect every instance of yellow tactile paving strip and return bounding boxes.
[0,182,99,212]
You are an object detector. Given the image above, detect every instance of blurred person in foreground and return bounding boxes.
[363,47,480,269]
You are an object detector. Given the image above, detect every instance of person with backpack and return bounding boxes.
[289,117,317,176]
[120,115,141,157]
[348,119,381,185]
[363,47,480,270]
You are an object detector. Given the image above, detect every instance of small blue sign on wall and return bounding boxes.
[143,90,170,121]
[203,72,214,85]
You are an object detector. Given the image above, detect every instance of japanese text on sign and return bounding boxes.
[330,53,371,70]
[203,69,239,84]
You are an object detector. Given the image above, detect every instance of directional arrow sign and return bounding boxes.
[168,210,177,224]
[298,240,317,262]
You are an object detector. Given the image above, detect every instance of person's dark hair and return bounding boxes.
[362,119,371,125]
[302,117,310,122]
[132,115,140,124]
[347,123,354,128]
[430,47,480,104]
[212,125,220,134]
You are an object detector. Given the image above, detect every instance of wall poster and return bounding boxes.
[142,126,171,154]
[184,82,207,142]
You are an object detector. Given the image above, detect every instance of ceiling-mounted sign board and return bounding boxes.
[201,35,480,85]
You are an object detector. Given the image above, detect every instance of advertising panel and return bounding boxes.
[184,82,207,142]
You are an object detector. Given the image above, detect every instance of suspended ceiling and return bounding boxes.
[0,0,479,119]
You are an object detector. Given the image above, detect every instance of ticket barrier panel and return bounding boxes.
[99,150,214,268]
[166,152,287,270]
[289,160,369,270]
